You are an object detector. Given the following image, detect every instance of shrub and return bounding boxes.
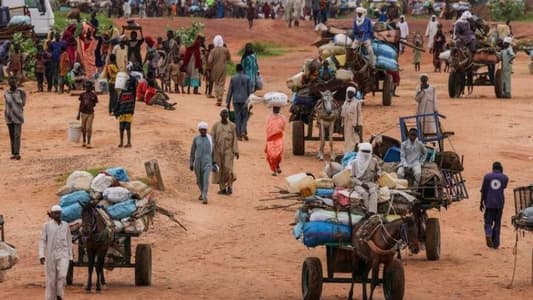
[488,0,525,21]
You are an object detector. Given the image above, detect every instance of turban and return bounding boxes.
[198,121,208,130]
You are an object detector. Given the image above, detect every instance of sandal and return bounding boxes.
[125,144,132,148]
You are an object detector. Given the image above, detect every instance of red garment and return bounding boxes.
[136,79,148,101]
[144,86,157,104]
[265,114,286,172]
[62,24,78,68]
[181,38,203,72]
[387,70,400,85]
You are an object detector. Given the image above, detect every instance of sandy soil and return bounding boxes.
[1,17,533,299]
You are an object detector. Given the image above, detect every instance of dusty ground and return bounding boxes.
[1,17,533,299]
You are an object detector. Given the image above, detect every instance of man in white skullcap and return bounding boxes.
[341,86,363,153]
[211,108,239,195]
[352,7,375,67]
[351,142,381,214]
[39,205,73,300]
[415,74,438,136]
[190,121,213,204]
[499,36,515,98]
[398,15,409,54]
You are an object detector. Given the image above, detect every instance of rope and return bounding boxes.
[506,230,519,289]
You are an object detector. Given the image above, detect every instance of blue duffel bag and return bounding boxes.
[373,40,398,59]
[105,167,130,182]
[106,200,136,220]
[61,203,82,222]
[376,56,399,71]
[303,221,352,247]
[59,191,90,208]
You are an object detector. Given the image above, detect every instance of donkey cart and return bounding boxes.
[511,186,533,285]
[66,232,152,286]
[290,80,356,156]
[302,244,405,300]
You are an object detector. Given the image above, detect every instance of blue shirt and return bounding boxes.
[353,18,374,42]
[48,41,65,61]
[480,171,509,209]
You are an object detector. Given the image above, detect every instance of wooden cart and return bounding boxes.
[302,244,405,300]
[66,232,152,286]
[511,186,533,285]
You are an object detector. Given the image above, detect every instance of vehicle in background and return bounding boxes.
[1,0,54,38]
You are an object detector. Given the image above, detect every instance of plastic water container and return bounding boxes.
[68,122,82,143]
[332,169,352,188]
[285,173,307,193]
[115,72,129,90]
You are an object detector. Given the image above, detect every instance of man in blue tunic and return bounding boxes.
[352,6,375,68]
[190,121,213,205]
[480,161,509,249]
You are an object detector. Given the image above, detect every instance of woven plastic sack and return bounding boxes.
[103,187,132,203]
[61,203,82,222]
[0,242,18,271]
[59,190,90,208]
[91,173,115,193]
[66,171,94,191]
[106,200,136,220]
[105,167,130,182]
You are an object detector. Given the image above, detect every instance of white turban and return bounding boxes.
[352,142,373,179]
[213,35,224,48]
[356,7,366,14]
[51,205,62,212]
[503,36,512,44]
[460,11,472,21]
[198,121,208,130]
[346,86,357,101]
[358,142,372,153]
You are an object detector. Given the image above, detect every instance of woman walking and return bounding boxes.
[240,43,259,92]
[208,35,231,106]
[181,35,205,94]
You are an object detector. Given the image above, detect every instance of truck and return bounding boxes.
[1,0,54,38]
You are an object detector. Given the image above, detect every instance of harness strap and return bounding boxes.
[366,239,397,256]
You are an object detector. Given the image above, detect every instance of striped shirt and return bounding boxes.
[4,88,26,124]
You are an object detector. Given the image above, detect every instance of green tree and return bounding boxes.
[488,0,525,21]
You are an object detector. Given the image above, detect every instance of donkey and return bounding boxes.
[314,90,340,161]
[80,200,113,292]
[348,215,420,300]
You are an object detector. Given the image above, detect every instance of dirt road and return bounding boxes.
[1,18,533,299]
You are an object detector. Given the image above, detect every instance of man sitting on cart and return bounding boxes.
[398,128,427,187]
[352,7,375,68]
[351,142,381,214]
[453,11,476,53]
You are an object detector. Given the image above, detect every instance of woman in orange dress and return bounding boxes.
[265,105,286,176]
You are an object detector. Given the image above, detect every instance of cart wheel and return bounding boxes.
[383,259,405,300]
[135,244,152,286]
[66,260,73,285]
[382,74,393,106]
[425,218,441,261]
[494,69,503,98]
[448,71,464,98]
[292,120,305,156]
[301,257,323,300]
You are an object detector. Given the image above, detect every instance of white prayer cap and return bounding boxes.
[356,7,366,14]
[51,205,62,212]
[503,36,512,44]
[358,142,373,153]
[346,86,357,93]
[400,15,405,19]
[420,73,429,79]
[213,35,224,48]
[461,11,472,19]
[198,121,208,130]
[220,107,229,113]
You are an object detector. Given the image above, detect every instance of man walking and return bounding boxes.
[77,81,98,148]
[39,205,73,300]
[415,74,438,136]
[341,86,362,154]
[4,77,26,160]
[226,64,252,141]
[500,36,515,98]
[398,15,409,54]
[208,35,231,106]
[211,108,239,195]
[47,33,64,92]
[480,162,508,249]
[190,122,213,204]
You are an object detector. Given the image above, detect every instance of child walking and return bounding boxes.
[35,45,48,92]
[77,81,98,148]
[58,46,71,93]
[114,73,137,148]
[413,33,423,72]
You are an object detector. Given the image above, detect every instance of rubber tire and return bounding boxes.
[292,120,305,156]
[383,259,405,300]
[382,74,393,106]
[66,260,74,285]
[448,71,456,98]
[425,218,441,261]
[301,257,323,300]
[494,69,503,99]
[135,244,152,286]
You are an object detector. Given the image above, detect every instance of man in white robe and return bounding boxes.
[425,15,439,53]
[351,142,381,214]
[415,74,438,136]
[39,205,73,300]
[341,86,363,153]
